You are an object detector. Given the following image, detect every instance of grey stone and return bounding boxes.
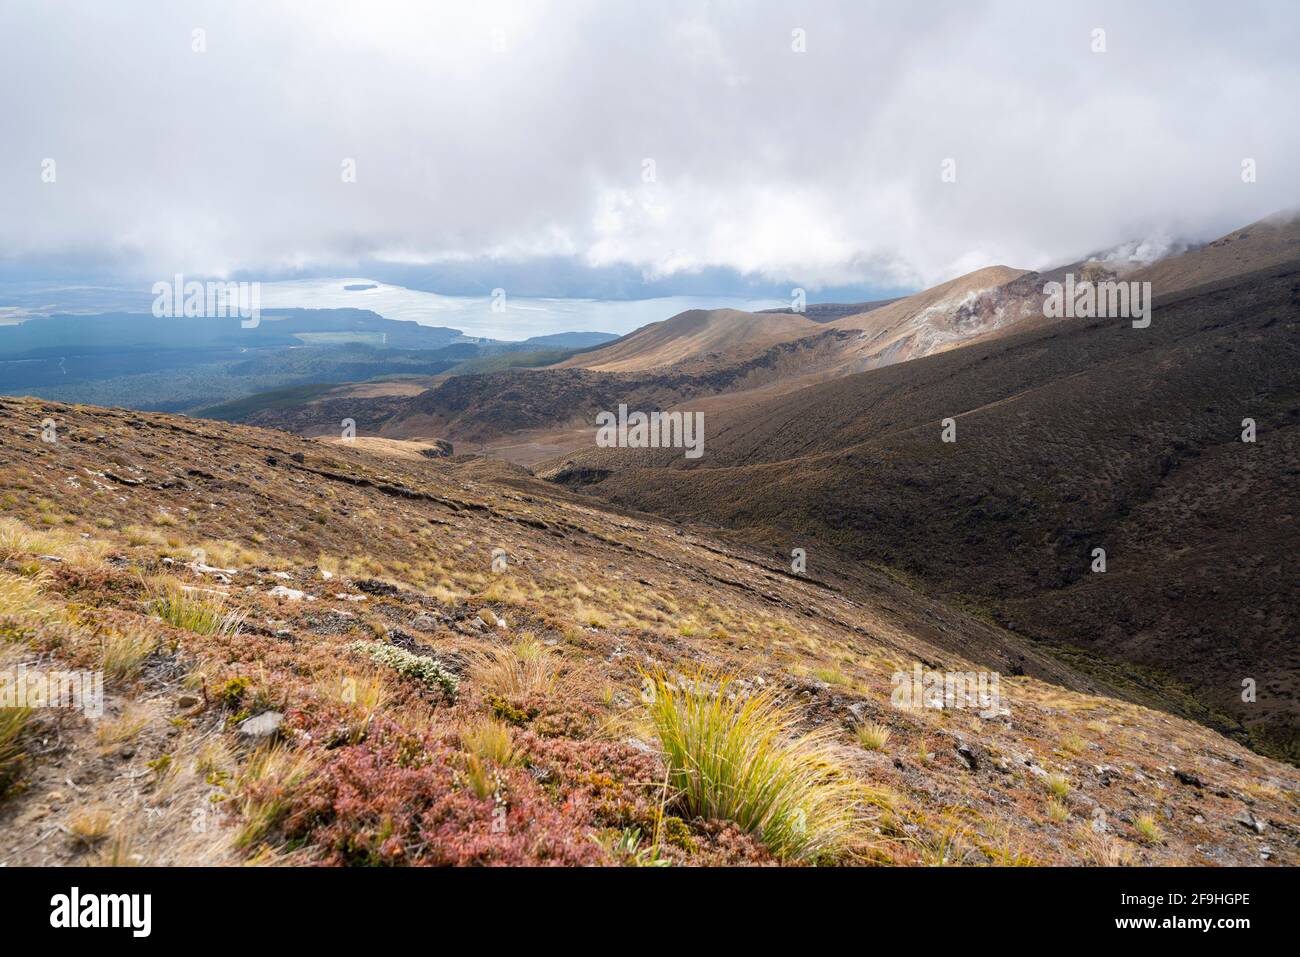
[238,711,284,740]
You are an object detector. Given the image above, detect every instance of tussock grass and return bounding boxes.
[123,525,167,548]
[0,571,50,624]
[1046,772,1071,799]
[461,717,517,767]
[99,626,157,680]
[88,825,141,866]
[0,518,110,568]
[1134,812,1165,844]
[149,583,244,637]
[813,666,852,687]
[1086,830,1136,867]
[1060,732,1087,755]
[318,669,387,744]
[854,721,891,751]
[68,805,114,845]
[0,706,32,796]
[0,520,36,561]
[1046,797,1070,822]
[643,669,860,862]
[468,637,557,696]
[96,707,149,749]
[917,822,969,866]
[236,744,320,848]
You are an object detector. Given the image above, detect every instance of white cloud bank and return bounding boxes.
[1,0,1297,291]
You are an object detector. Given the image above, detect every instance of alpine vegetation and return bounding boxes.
[642,669,860,862]
[348,640,459,701]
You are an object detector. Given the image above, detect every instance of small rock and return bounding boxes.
[385,627,417,647]
[955,743,979,771]
[355,579,399,596]
[1235,809,1267,834]
[238,711,284,740]
[411,614,440,631]
[268,585,311,601]
[176,694,201,710]
[1173,768,1206,789]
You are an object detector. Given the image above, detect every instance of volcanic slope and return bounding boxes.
[551,308,820,373]
[1128,213,1300,295]
[542,257,1300,763]
[0,396,1296,865]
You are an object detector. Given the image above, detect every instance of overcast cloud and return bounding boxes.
[1,0,1297,295]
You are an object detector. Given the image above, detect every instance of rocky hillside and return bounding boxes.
[539,258,1300,764]
[0,396,1296,866]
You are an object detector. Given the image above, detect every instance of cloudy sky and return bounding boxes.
[2,0,1297,299]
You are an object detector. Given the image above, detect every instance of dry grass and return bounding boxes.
[67,805,114,845]
[95,707,149,749]
[0,706,31,796]
[88,825,141,866]
[0,520,36,562]
[1046,772,1071,798]
[0,571,51,624]
[99,626,157,680]
[468,637,558,696]
[854,721,892,751]
[235,744,320,848]
[319,668,387,744]
[1086,830,1137,867]
[643,669,861,862]
[0,518,111,568]
[1134,812,1165,844]
[460,717,517,767]
[148,582,244,637]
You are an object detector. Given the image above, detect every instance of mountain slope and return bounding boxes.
[553,308,820,372]
[1130,213,1300,296]
[1,396,1296,865]
[542,258,1300,762]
